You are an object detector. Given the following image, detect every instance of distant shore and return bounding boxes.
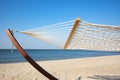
[0,55,120,80]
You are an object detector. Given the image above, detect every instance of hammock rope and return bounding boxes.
[15,18,120,51]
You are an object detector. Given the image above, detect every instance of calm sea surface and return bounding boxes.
[0,49,120,63]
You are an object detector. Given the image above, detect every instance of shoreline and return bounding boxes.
[0,55,120,80]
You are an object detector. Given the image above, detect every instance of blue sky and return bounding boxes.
[0,0,120,49]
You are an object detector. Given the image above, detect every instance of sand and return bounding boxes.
[0,55,120,80]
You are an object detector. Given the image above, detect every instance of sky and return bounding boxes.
[0,0,120,49]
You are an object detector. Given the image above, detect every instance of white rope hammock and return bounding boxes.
[15,18,120,51]
[67,20,120,51]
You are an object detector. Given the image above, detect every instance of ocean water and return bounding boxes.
[0,49,120,63]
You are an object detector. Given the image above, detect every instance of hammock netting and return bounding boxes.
[67,20,120,51]
[18,18,120,51]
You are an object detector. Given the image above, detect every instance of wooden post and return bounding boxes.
[6,29,58,80]
[64,18,80,49]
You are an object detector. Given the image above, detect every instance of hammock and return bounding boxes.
[17,18,120,51]
[6,18,120,80]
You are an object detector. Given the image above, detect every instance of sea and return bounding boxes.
[0,49,120,64]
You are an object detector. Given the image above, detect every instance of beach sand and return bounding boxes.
[0,55,120,80]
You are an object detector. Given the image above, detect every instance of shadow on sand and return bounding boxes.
[87,75,120,80]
